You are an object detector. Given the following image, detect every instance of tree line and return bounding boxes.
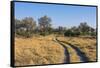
[15,15,96,38]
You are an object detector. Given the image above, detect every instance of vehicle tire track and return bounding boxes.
[54,37,89,63]
[55,38,80,63]
[53,38,70,63]
[60,41,90,62]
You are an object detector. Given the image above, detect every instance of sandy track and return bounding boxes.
[55,37,89,63]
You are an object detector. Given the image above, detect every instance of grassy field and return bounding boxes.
[15,35,97,66]
[15,35,65,66]
[57,36,97,61]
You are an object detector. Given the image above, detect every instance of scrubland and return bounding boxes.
[15,35,65,66]
[15,35,97,66]
[57,36,97,61]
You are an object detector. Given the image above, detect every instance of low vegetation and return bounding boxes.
[15,35,65,66]
[57,37,96,61]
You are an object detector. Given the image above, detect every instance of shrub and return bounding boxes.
[16,28,33,38]
[64,29,80,37]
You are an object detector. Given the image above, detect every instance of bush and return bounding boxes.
[90,32,96,36]
[64,30,80,37]
[16,29,33,38]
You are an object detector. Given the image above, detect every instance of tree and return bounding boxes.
[70,26,80,36]
[15,17,36,38]
[22,17,36,32]
[64,29,80,37]
[38,15,52,36]
[88,27,96,36]
[15,19,21,29]
[78,22,90,35]
[64,29,73,37]
[57,26,66,35]
[71,26,78,32]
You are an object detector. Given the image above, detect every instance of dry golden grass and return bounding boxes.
[57,37,97,61]
[15,35,65,66]
[15,35,97,66]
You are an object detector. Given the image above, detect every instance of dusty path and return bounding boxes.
[53,38,70,63]
[62,41,89,62]
[54,37,89,63]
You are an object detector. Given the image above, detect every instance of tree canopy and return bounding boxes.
[15,16,96,38]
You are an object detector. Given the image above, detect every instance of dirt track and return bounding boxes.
[54,37,89,63]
